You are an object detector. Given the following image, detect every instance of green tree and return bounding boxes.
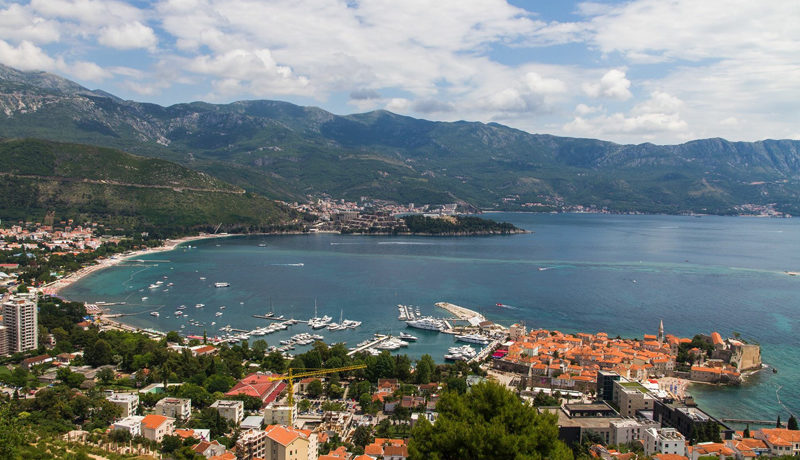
[788,415,798,430]
[352,425,373,448]
[408,381,573,460]
[298,399,312,413]
[306,379,324,398]
[204,374,235,393]
[166,331,183,344]
[263,351,286,373]
[0,403,27,458]
[415,354,435,384]
[97,367,116,385]
[161,435,183,453]
[86,338,113,367]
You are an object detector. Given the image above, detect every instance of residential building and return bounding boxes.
[211,399,244,424]
[264,425,310,460]
[754,428,800,456]
[155,397,192,421]
[235,429,268,460]
[241,415,263,430]
[542,405,622,446]
[0,325,8,356]
[140,414,174,442]
[226,372,286,406]
[653,399,733,442]
[597,371,620,401]
[3,296,38,353]
[192,440,227,458]
[610,418,659,445]
[364,438,409,460]
[111,415,144,437]
[264,403,293,426]
[689,442,736,460]
[613,379,656,417]
[644,428,688,457]
[107,392,139,417]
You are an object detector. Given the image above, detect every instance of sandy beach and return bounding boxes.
[42,233,231,296]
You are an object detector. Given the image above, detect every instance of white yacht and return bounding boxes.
[405,317,446,331]
[214,282,230,288]
[455,333,490,345]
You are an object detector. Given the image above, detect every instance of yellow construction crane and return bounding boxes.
[267,364,367,426]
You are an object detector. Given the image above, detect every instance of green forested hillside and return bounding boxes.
[0,138,298,234]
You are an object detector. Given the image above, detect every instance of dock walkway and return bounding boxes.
[468,339,502,364]
[347,335,391,356]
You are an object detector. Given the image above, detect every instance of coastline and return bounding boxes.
[43,233,233,297]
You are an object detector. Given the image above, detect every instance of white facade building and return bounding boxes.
[3,296,38,353]
[644,427,687,457]
[211,399,244,424]
[107,392,140,418]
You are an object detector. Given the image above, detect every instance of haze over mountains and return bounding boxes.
[2,64,799,216]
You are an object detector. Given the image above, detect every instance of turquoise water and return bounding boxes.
[60,213,800,423]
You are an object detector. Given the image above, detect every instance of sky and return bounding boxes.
[1,0,798,145]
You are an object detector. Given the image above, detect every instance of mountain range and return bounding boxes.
[2,63,799,215]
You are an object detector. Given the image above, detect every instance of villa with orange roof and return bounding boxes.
[140,414,174,442]
[754,427,800,456]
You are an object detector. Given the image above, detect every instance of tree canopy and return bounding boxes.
[408,381,573,460]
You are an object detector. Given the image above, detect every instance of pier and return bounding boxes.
[347,335,391,356]
[252,314,308,323]
[722,418,783,426]
[468,338,502,364]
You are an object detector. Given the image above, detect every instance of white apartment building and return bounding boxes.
[211,399,244,424]
[3,296,38,353]
[155,397,192,421]
[107,392,140,418]
[644,427,687,457]
[112,415,144,437]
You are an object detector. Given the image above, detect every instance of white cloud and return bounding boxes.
[563,91,688,142]
[183,49,311,98]
[0,39,58,71]
[0,39,110,82]
[575,103,601,116]
[98,21,157,51]
[583,69,631,100]
[30,0,146,26]
[0,4,61,43]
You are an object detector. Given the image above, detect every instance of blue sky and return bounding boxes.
[1,0,798,144]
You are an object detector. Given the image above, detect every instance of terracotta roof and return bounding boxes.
[711,332,723,345]
[209,453,236,460]
[652,454,688,460]
[226,373,286,404]
[265,425,300,446]
[141,414,169,430]
[364,444,383,455]
[174,428,196,439]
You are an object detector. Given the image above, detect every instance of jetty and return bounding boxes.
[435,301,486,326]
[722,418,784,426]
[347,335,391,356]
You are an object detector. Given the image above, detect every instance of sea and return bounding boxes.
[60,213,800,425]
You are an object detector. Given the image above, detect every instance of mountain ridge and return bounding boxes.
[1,64,799,215]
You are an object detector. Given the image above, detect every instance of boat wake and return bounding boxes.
[271,263,305,267]
[377,241,434,245]
[495,303,519,310]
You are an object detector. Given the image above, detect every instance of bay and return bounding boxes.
[60,213,800,423]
